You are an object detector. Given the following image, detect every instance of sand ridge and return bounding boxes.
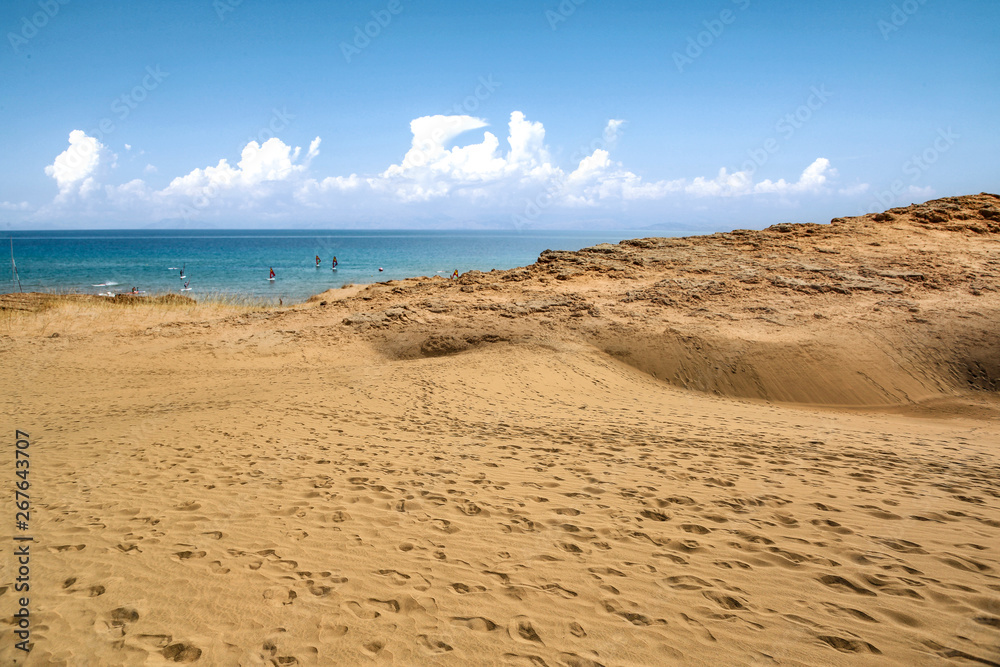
[308,192,1000,408]
[1,194,999,665]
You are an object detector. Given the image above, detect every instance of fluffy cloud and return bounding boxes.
[678,159,837,198]
[754,158,835,194]
[161,136,320,202]
[45,130,116,200]
[33,114,855,225]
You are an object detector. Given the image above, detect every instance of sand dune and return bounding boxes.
[1,195,999,665]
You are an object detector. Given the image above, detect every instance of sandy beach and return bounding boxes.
[2,194,999,666]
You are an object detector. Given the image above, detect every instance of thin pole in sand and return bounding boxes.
[10,236,23,293]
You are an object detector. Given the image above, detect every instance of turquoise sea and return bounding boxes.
[3,230,646,304]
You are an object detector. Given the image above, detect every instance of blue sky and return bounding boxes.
[1,0,997,229]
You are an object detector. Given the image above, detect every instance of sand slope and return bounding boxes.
[1,194,999,665]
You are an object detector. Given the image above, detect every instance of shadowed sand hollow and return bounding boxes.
[1,194,998,665]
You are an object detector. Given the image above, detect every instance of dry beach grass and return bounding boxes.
[1,194,998,665]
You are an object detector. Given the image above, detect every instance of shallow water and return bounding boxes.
[3,229,646,304]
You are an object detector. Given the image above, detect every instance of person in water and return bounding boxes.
[184,281,189,289]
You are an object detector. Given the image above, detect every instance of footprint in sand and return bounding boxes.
[110,607,139,624]
[540,583,578,598]
[390,569,432,591]
[558,652,606,667]
[450,616,497,632]
[368,598,400,613]
[417,635,454,654]
[509,616,543,644]
[713,559,752,570]
[606,604,654,626]
[361,640,386,656]
[702,590,749,610]
[588,567,626,578]
[102,607,139,638]
[210,561,231,574]
[431,518,460,534]
[660,575,713,590]
[681,523,712,534]
[262,588,297,606]
[344,601,380,619]
[162,642,203,662]
[307,582,333,597]
[449,582,486,595]
[63,578,106,597]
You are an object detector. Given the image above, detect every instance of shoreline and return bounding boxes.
[4,228,642,307]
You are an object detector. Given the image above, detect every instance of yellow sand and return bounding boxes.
[1,195,999,665]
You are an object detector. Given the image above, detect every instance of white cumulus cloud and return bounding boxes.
[753,158,835,194]
[44,130,116,200]
[158,136,321,209]
[33,113,850,225]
